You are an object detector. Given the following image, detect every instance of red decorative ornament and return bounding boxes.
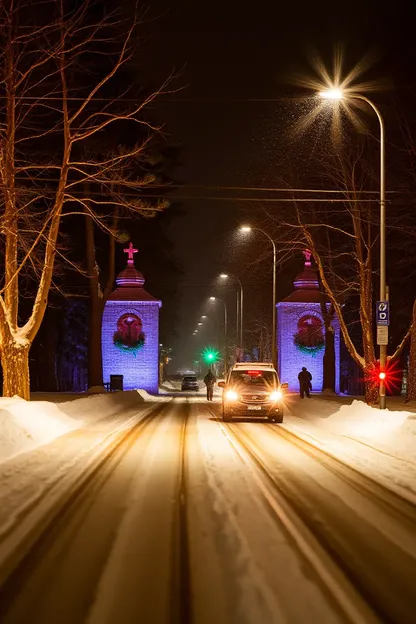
[113,313,145,355]
[294,314,325,357]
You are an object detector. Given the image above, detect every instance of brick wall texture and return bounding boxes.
[102,301,160,393]
[276,302,340,393]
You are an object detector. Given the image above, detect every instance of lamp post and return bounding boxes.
[209,296,228,371]
[240,226,277,368]
[320,89,386,409]
[219,273,244,356]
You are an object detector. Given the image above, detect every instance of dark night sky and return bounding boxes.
[138,0,416,369]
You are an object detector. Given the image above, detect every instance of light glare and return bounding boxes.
[240,226,251,232]
[269,390,282,401]
[320,88,344,100]
[225,389,239,401]
[220,273,228,279]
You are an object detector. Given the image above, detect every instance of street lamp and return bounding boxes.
[198,322,203,326]
[219,273,244,356]
[209,296,228,371]
[320,88,386,409]
[240,225,277,368]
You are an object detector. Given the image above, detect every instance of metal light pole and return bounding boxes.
[320,89,386,408]
[240,227,277,369]
[219,273,244,356]
[209,297,228,372]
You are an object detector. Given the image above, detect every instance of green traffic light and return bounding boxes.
[202,347,219,364]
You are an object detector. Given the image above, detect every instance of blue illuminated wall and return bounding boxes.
[102,301,160,393]
[276,302,340,393]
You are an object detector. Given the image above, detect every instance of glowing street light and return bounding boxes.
[201,315,207,319]
[219,273,244,355]
[320,87,386,409]
[198,322,203,326]
[239,225,277,369]
[319,88,344,100]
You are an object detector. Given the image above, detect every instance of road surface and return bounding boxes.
[0,396,416,623]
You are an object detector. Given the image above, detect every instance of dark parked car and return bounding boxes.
[181,375,199,391]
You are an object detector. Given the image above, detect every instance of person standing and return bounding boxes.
[298,366,312,398]
[204,369,216,401]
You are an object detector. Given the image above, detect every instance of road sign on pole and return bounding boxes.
[377,325,388,346]
[376,301,390,326]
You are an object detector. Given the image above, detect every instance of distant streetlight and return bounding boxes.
[320,88,386,409]
[219,273,244,356]
[198,322,203,326]
[201,315,207,319]
[240,225,277,368]
[209,296,228,370]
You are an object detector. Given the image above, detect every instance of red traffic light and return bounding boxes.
[365,361,401,394]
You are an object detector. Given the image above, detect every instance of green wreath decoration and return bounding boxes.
[293,314,325,358]
[294,333,325,357]
[114,333,145,357]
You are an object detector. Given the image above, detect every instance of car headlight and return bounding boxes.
[225,389,239,401]
[269,390,282,401]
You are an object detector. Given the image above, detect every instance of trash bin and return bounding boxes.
[110,374,123,391]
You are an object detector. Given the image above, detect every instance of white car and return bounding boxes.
[218,362,287,422]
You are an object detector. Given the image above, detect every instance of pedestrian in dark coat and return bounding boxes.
[298,367,312,398]
[204,370,216,401]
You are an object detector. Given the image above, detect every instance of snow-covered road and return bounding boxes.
[1,397,416,623]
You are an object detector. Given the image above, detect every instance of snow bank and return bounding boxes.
[289,396,416,463]
[33,391,146,424]
[0,391,150,465]
[0,398,78,463]
[136,389,169,402]
[160,380,175,391]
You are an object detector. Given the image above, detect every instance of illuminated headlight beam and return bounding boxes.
[225,389,239,401]
[269,390,282,402]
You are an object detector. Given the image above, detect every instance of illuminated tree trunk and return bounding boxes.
[1,338,30,400]
[407,300,416,401]
[320,299,335,392]
[84,202,118,389]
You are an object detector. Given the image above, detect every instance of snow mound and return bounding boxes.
[315,400,409,436]
[0,391,150,464]
[160,380,175,390]
[290,396,416,463]
[136,389,169,402]
[0,397,78,463]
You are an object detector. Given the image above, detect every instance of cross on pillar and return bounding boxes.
[303,249,312,267]
[124,242,138,265]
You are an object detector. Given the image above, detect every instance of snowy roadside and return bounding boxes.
[0,390,170,465]
[284,396,416,500]
[0,401,166,585]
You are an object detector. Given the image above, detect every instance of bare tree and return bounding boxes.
[265,144,411,402]
[406,300,416,401]
[0,0,171,399]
